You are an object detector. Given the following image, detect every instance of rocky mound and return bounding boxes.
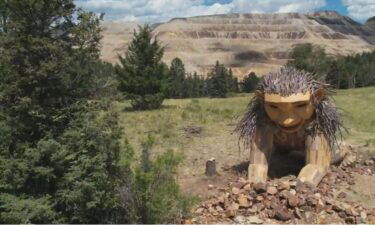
[186,155,375,224]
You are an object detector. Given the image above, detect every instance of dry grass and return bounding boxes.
[115,87,375,178]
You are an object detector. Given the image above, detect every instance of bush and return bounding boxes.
[120,136,196,223]
[129,93,165,110]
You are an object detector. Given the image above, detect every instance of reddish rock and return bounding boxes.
[326,206,334,214]
[318,183,329,194]
[243,183,252,191]
[275,208,292,221]
[225,202,239,218]
[264,199,272,208]
[267,186,278,195]
[288,195,299,208]
[279,190,291,199]
[256,195,264,202]
[277,181,290,191]
[232,187,241,195]
[254,182,267,193]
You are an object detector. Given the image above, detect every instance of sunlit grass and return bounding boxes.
[115,87,375,176]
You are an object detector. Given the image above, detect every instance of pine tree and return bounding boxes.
[116,25,169,110]
[241,72,260,92]
[208,61,229,98]
[168,57,185,98]
[0,0,123,223]
[227,68,239,93]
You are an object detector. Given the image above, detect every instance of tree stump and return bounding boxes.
[205,158,217,176]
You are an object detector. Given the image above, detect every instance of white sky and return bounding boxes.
[74,0,374,23]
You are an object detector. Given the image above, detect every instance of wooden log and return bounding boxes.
[205,158,217,176]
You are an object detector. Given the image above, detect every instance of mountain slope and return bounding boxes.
[101,11,375,78]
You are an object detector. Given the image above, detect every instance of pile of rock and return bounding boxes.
[187,159,375,224]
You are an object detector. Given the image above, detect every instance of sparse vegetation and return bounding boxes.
[120,136,196,224]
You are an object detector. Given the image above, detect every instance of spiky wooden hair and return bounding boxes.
[235,66,345,152]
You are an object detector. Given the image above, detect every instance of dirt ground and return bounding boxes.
[179,142,375,216]
[183,145,375,224]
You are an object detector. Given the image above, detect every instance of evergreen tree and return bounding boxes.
[227,68,239,93]
[168,57,185,98]
[0,0,123,223]
[207,61,229,98]
[241,72,260,92]
[116,25,169,110]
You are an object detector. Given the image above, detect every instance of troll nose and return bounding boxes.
[282,118,295,126]
[280,115,299,127]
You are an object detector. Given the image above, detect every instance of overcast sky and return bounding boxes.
[74,0,375,23]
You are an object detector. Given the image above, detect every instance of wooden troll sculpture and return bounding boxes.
[236,67,349,186]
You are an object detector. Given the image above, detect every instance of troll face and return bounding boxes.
[264,92,316,133]
[236,67,344,186]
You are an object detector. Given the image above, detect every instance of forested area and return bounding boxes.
[287,43,375,89]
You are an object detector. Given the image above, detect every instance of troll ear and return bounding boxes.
[313,89,325,102]
[255,90,264,99]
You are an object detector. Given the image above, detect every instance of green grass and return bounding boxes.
[115,87,375,177]
[335,87,375,146]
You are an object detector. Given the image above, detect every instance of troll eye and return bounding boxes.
[268,104,278,109]
[297,103,308,108]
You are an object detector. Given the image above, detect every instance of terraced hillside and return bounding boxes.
[102,11,375,77]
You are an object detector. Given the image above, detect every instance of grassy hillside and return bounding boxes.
[115,87,375,179]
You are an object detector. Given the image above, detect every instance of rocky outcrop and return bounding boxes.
[101,11,375,78]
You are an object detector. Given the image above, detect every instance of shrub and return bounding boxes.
[120,136,196,223]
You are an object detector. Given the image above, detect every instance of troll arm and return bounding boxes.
[248,127,274,183]
[298,133,331,186]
